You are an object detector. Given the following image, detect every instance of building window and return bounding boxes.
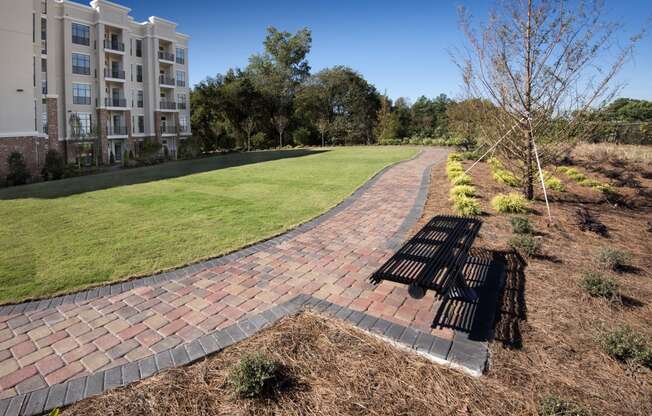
[138,115,144,133]
[41,58,47,73]
[72,53,90,75]
[175,47,185,64]
[137,90,144,108]
[136,65,143,82]
[72,23,90,46]
[180,115,188,132]
[42,112,48,134]
[41,79,47,95]
[136,39,143,57]
[41,18,46,41]
[177,93,186,109]
[176,70,186,87]
[70,112,92,137]
[73,83,91,105]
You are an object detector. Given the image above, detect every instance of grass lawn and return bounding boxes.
[0,147,416,304]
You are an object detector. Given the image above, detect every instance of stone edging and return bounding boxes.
[0,293,488,416]
[0,149,445,315]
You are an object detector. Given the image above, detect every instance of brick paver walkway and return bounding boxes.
[0,149,450,401]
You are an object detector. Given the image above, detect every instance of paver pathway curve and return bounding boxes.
[0,148,451,403]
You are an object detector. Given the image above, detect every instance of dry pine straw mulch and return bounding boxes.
[64,154,651,416]
[412,154,652,415]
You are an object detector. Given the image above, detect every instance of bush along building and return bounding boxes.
[0,0,191,179]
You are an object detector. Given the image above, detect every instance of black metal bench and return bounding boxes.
[371,215,482,301]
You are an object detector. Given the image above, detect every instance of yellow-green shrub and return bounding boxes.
[544,175,565,192]
[449,185,476,198]
[488,157,521,187]
[447,152,463,162]
[491,192,530,214]
[560,167,587,182]
[452,174,473,186]
[452,194,481,216]
[446,160,464,181]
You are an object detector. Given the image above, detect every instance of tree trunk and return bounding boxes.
[524,0,534,200]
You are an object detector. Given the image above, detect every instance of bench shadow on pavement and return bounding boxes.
[0,149,327,200]
[433,249,527,348]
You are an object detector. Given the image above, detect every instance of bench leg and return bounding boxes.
[448,270,478,302]
[408,283,426,299]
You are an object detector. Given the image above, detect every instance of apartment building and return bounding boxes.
[0,0,191,176]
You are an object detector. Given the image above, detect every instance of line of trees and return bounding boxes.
[189,27,468,152]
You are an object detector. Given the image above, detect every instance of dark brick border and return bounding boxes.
[0,293,487,416]
[0,148,446,315]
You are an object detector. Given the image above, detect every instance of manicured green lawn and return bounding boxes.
[0,147,416,304]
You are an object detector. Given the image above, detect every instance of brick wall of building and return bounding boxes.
[0,136,48,182]
[46,97,59,153]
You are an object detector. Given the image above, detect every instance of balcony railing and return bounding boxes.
[104,40,125,52]
[160,124,177,134]
[105,97,127,108]
[177,102,187,110]
[72,65,90,75]
[179,125,189,133]
[137,100,144,108]
[176,80,186,87]
[41,40,47,55]
[73,96,91,105]
[108,125,128,136]
[104,68,125,80]
[70,127,97,140]
[72,35,90,46]
[159,75,175,86]
[158,51,175,62]
[160,101,177,110]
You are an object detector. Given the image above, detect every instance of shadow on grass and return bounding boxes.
[0,149,327,200]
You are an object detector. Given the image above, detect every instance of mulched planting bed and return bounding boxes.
[414,153,652,415]
[62,312,521,415]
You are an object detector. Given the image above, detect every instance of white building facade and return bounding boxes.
[0,0,191,175]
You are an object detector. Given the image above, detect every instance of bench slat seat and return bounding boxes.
[371,215,482,300]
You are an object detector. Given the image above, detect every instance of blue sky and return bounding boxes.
[87,0,651,102]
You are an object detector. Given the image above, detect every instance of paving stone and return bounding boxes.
[185,340,206,362]
[107,339,139,360]
[138,355,158,379]
[44,382,68,411]
[45,362,84,385]
[0,365,37,390]
[155,350,174,371]
[62,376,86,406]
[81,351,111,373]
[150,335,182,353]
[35,355,64,376]
[15,374,47,395]
[104,366,123,390]
[84,371,104,397]
[23,387,48,416]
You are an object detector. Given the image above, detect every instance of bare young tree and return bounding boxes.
[243,116,257,151]
[455,0,643,198]
[271,114,289,148]
[317,117,330,147]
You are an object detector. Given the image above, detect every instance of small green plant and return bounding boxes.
[538,395,591,416]
[580,272,619,299]
[597,325,652,368]
[452,194,481,216]
[561,167,587,182]
[544,175,566,192]
[510,216,533,234]
[446,160,464,181]
[491,193,529,214]
[6,151,31,186]
[492,168,522,187]
[596,247,630,271]
[449,185,476,198]
[41,149,65,181]
[447,152,463,162]
[509,234,541,257]
[48,409,60,416]
[228,353,281,398]
[452,173,473,186]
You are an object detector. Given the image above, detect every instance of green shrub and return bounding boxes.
[449,185,476,198]
[251,132,268,149]
[6,151,30,186]
[446,161,464,180]
[509,234,541,257]
[41,149,65,181]
[510,216,533,234]
[597,326,652,368]
[491,193,529,214]
[460,149,483,161]
[452,174,472,186]
[228,353,281,398]
[447,152,463,162]
[452,194,481,216]
[581,272,619,298]
[596,248,630,271]
[544,175,566,192]
[492,169,522,187]
[561,167,587,182]
[293,127,312,146]
[538,395,591,416]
